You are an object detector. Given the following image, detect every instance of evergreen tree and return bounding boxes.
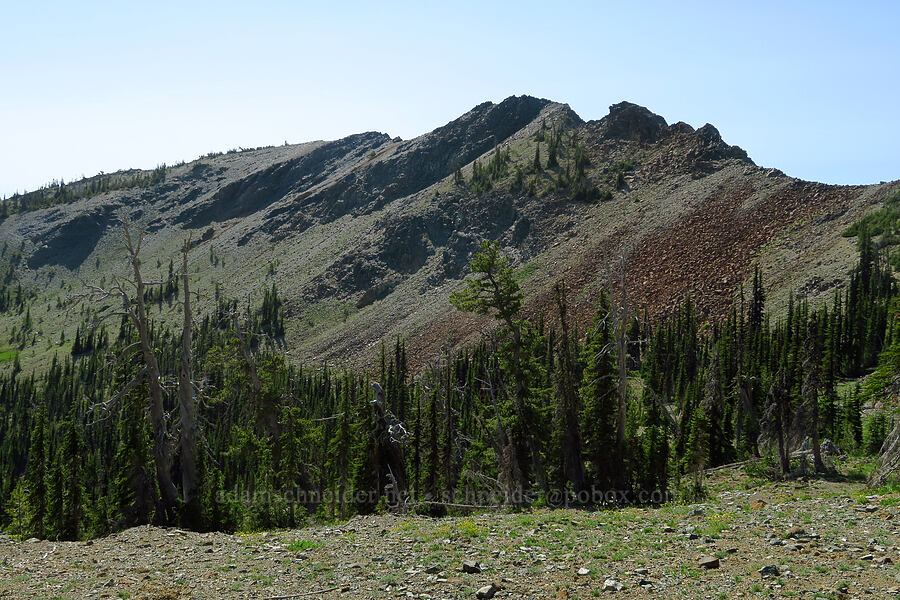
[26,407,49,538]
[579,290,620,491]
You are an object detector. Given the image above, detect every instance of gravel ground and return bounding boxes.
[2,467,899,599]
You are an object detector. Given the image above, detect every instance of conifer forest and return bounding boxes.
[1,209,899,542]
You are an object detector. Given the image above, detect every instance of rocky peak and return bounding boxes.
[690,123,751,162]
[597,101,668,143]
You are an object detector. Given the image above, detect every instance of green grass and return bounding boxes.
[0,349,18,363]
[287,539,323,551]
[514,261,540,283]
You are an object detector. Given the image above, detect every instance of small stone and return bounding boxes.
[750,500,767,510]
[424,565,440,574]
[759,565,780,577]
[476,583,501,599]
[634,568,649,575]
[662,525,675,533]
[603,578,624,592]
[462,560,482,574]
[876,556,894,565]
[861,554,875,561]
[577,567,590,576]
[786,526,805,538]
[698,555,719,569]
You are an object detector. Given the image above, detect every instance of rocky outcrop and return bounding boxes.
[597,101,669,143]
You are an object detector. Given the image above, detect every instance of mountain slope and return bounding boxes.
[1,96,897,370]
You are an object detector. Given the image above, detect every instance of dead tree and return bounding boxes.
[593,252,645,489]
[370,382,409,506]
[480,365,523,504]
[762,370,791,476]
[83,221,179,514]
[178,239,200,505]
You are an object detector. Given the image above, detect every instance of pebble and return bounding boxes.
[476,583,500,599]
[462,560,482,574]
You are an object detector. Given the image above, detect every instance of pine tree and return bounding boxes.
[26,407,49,538]
[748,266,765,332]
[554,283,585,494]
[46,456,64,540]
[450,241,548,496]
[683,402,710,498]
[111,386,157,528]
[579,290,620,491]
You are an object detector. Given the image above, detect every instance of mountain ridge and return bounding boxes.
[1,95,897,370]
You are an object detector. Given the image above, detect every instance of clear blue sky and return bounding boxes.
[2,1,898,198]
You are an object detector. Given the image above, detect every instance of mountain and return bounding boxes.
[1,96,897,370]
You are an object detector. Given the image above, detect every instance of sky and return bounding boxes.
[1,0,898,198]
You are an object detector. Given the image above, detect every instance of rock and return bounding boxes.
[759,565,780,577]
[577,567,590,576]
[476,583,501,599]
[424,565,440,574]
[603,578,624,592]
[750,500,767,510]
[662,525,675,533]
[698,555,720,569]
[820,438,841,455]
[26,538,40,543]
[634,568,649,575]
[786,526,805,538]
[861,554,875,561]
[876,556,894,565]
[462,560,482,574]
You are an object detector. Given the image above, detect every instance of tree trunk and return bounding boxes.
[125,226,178,512]
[483,366,522,504]
[178,240,199,504]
